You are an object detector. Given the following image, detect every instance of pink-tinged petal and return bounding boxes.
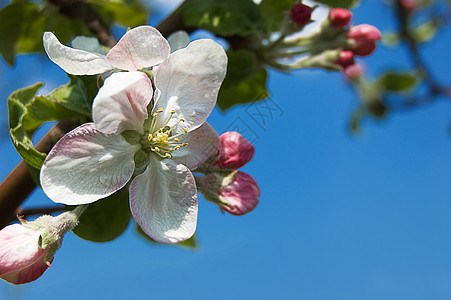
[172,122,220,169]
[1,257,52,285]
[129,157,198,244]
[0,224,51,284]
[0,224,45,276]
[153,39,227,132]
[219,172,260,216]
[43,32,112,75]
[93,71,152,134]
[106,26,170,71]
[215,132,255,169]
[40,123,140,205]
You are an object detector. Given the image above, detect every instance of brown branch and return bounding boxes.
[0,1,193,229]
[16,205,67,219]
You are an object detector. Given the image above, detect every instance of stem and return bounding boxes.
[0,0,194,229]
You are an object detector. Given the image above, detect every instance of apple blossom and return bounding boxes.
[329,8,353,28]
[348,24,382,56]
[214,131,255,170]
[40,38,227,244]
[43,26,170,75]
[197,171,260,216]
[334,50,355,70]
[0,207,84,284]
[290,3,312,28]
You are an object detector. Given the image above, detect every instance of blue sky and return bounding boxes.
[2,1,451,299]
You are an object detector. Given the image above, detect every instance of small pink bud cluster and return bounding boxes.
[199,132,260,216]
[347,24,381,56]
[334,50,363,80]
[290,3,313,28]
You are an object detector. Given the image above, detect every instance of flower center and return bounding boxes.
[141,108,188,159]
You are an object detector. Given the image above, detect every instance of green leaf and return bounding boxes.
[7,78,92,169]
[8,83,47,168]
[0,2,36,64]
[46,75,98,116]
[259,0,297,33]
[412,19,440,43]
[87,0,148,28]
[217,50,269,111]
[136,225,199,250]
[180,0,262,36]
[73,187,131,242]
[314,0,360,8]
[0,2,92,65]
[378,71,418,92]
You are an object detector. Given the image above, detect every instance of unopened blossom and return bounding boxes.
[290,3,313,28]
[43,26,170,75]
[40,38,227,244]
[0,209,82,284]
[214,132,255,170]
[197,171,260,216]
[329,8,353,28]
[348,24,381,56]
[344,63,364,80]
[334,50,355,69]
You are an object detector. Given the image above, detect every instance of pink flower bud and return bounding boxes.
[329,8,353,28]
[400,0,416,13]
[334,50,355,69]
[290,3,312,28]
[218,171,260,216]
[0,223,53,284]
[214,131,255,170]
[348,24,381,56]
[344,63,363,80]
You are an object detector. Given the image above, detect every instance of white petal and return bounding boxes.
[93,71,152,134]
[106,26,170,71]
[43,32,112,75]
[40,123,140,205]
[129,157,198,244]
[153,39,227,132]
[71,36,108,55]
[167,31,190,53]
[172,122,219,169]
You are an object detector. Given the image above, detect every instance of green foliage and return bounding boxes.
[378,71,418,92]
[8,83,47,169]
[87,0,148,28]
[412,19,440,43]
[314,0,360,8]
[136,226,199,249]
[217,50,269,111]
[7,76,96,169]
[259,0,297,34]
[180,0,262,36]
[0,1,91,65]
[73,187,131,242]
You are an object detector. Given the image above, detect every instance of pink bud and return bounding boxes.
[344,63,363,80]
[214,132,255,170]
[290,3,313,28]
[0,224,52,284]
[219,172,260,216]
[334,50,355,69]
[348,24,381,56]
[400,0,416,12]
[330,8,353,28]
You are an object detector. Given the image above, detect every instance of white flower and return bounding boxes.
[40,39,227,244]
[43,26,171,75]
